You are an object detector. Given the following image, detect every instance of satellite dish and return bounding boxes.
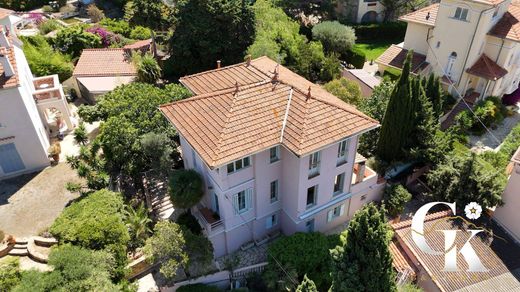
[162,0,176,7]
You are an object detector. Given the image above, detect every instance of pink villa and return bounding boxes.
[160,57,385,257]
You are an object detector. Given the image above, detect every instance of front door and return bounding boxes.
[0,143,26,174]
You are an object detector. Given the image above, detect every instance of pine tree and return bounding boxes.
[330,203,397,292]
[376,52,414,162]
[296,274,318,292]
[425,74,443,117]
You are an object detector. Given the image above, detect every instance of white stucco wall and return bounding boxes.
[494,162,520,243]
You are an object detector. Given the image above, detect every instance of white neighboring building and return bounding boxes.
[0,13,73,179]
[336,0,385,23]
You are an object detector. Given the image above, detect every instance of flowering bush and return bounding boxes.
[503,89,520,106]
[86,26,120,47]
[28,13,44,25]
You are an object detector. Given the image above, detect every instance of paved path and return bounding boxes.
[469,108,520,149]
[0,163,81,237]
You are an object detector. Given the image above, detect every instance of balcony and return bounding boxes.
[193,204,224,235]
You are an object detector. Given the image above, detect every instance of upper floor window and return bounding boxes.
[227,156,251,174]
[333,173,345,195]
[308,151,321,178]
[454,7,469,21]
[233,188,253,214]
[337,139,349,166]
[306,185,318,209]
[270,180,279,203]
[269,146,280,163]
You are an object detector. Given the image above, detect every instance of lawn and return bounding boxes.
[353,41,394,61]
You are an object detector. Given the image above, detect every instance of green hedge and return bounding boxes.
[351,22,407,42]
[480,122,520,170]
[346,47,366,69]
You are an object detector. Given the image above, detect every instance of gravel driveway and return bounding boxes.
[0,163,81,238]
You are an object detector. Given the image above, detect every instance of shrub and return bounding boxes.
[480,122,520,170]
[383,184,412,218]
[86,26,120,47]
[38,19,62,35]
[264,232,341,291]
[351,22,407,42]
[177,284,221,292]
[130,26,152,40]
[177,212,202,235]
[312,21,356,54]
[346,47,366,69]
[87,4,105,23]
[73,122,88,145]
[133,53,161,83]
[323,77,363,106]
[21,36,73,82]
[456,96,507,134]
[54,25,102,57]
[0,257,20,291]
[99,18,131,37]
[168,170,204,209]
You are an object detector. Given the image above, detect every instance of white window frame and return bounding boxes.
[337,139,349,165]
[270,180,279,203]
[306,185,318,209]
[266,214,278,229]
[233,188,253,214]
[327,204,345,223]
[454,7,469,21]
[308,151,321,178]
[227,156,251,174]
[269,146,280,163]
[333,173,345,195]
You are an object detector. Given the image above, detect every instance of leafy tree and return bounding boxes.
[133,53,162,83]
[427,149,505,210]
[264,232,341,291]
[38,19,62,35]
[125,0,175,30]
[330,203,396,292]
[184,229,214,272]
[13,245,117,292]
[141,132,175,174]
[53,26,102,57]
[73,122,88,145]
[376,52,414,162]
[66,141,109,191]
[87,4,105,23]
[312,21,356,55]
[125,202,152,249]
[168,169,204,209]
[21,35,73,82]
[130,26,152,40]
[272,0,337,21]
[167,0,255,76]
[100,18,131,36]
[425,74,443,117]
[144,221,188,279]
[358,80,393,157]
[381,0,427,22]
[323,77,363,106]
[0,257,21,291]
[383,184,412,218]
[296,274,318,292]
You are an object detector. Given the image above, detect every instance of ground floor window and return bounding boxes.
[306,219,315,232]
[266,214,278,229]
[327,204,345,223]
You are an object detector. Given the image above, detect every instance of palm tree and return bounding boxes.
[168,169,204,209]
[125,202,152,248]
[73,122,88,145]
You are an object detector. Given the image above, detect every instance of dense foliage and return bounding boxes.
[323,77,363,106]
[424,74,443,117]
[264,232,341,291]
[167,0,255,77]
[346,47,366,69]
[124,202,152,249]
[99,18,152,40]
[144,221,188,279]
[383,184,412,218]
[0,257,21,291]
[296,275,318,292]
[351,22,407,42]
[13,245,119,292]
[177,283,222,292]
[427,147,506,210]
[133,53,162,83]
[168,169,204,209]
[125,0,175,30]
[21,36,73,82]
[53,26,102,58]
[455,96,508,135]
[247,0,340,82]
[480,123,520,171]
[312,21,356,55]
[330,203,396,292]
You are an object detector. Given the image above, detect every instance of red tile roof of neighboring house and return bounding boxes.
[123,39,152,50]
[466,54,508,80]
[73,48,137,77]
[375,45,428,74]
[0,30,19,90]
[389,241,417,279]
[399,3,439,27]
[161,56,379,168]
[392,211,520,292]
[489,3,520,42]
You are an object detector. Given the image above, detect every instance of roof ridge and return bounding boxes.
[180,57,271,80]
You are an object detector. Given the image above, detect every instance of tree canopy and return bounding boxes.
[312,21,356,55]
[323,77,363,106]
[383,184,412,218]
[53,26,102,57]
[296,274,318,292]
[168,169,204,209]
[330,203,396,292]
[21,35,73,82]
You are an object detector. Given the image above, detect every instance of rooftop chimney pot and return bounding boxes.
[217,60,221,69]
[307,86,312,100]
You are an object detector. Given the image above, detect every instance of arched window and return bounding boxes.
[446,52,457,77]
[361,11,378,23]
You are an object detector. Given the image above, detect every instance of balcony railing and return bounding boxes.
[193,204,224,234]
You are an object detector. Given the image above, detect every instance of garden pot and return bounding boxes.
[52,154,60,162]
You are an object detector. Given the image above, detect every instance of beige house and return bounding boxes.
[493,147,520,243]
[336,0,385,23]
[377,0,520,103]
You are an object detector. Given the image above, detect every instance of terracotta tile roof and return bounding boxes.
[393,211,520,292]
[399,3,439,27]
[123,39,152,50]
[161,57,379,168]
[376,45,428,74]
[490,3,520,42]
[73,48,137,77]
[0,8,13,20]
[0,31,19,90]
[466,54,508,80]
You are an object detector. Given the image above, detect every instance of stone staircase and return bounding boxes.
[144,174,175,220]
[8,238,28,257]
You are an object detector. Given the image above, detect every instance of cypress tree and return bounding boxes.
[425,74,443,117]
[376,51,414,162]
[296,275,318,292]
[330,203,397,292]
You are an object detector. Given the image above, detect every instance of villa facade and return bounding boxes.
[377,0,520,102]
[160,57,385,257]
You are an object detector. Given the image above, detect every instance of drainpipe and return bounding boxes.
[457,5,496,89]
[495,38,505,63]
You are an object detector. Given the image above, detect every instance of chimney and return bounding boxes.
[426,12,430,20]
[245,54,252,66]
[0,47,14,77]
[0,28,10,48]
[217,60,221,69]
[234,81,239,95]
[272,64,279,83]
[306,86,312,100]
